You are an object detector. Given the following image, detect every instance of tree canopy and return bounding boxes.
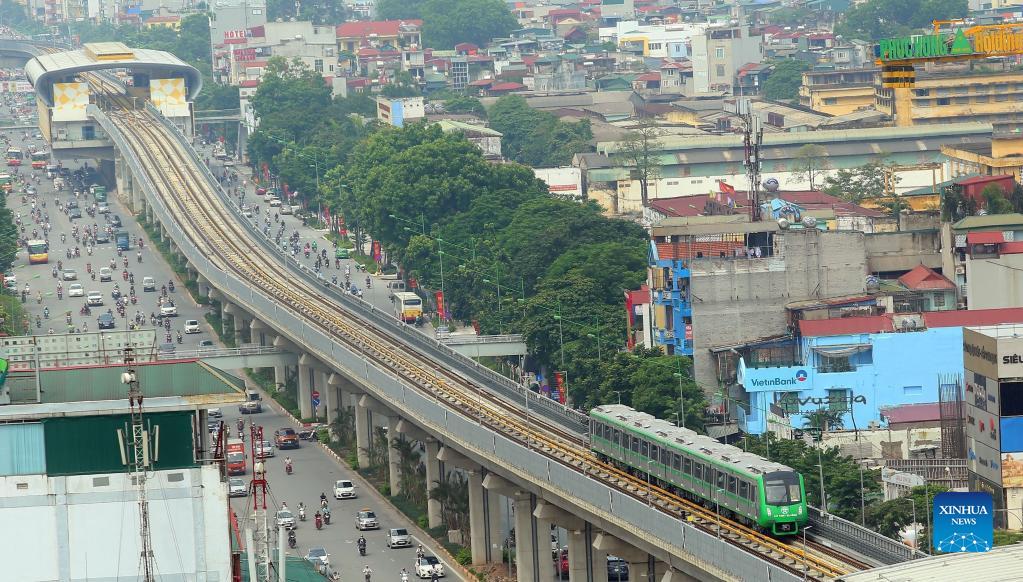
[267,0,346,24]
[821,158,899,203]
[762,59,809,102]
[487,95,594,167]
[835,0,968,40]
[420,0,518,48]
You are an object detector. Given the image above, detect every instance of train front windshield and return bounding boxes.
[764,471,802,505]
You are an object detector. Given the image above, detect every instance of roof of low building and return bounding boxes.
[336,19,422,38]
[897,264,956,291]
[966,231,1006,244]
[799,307,1023,337]
[879,402,941,424]
[953,213,1023,230]
[835,542,1023,582]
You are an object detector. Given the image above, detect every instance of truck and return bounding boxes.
[226,438,246,476]
[115,231,130,251]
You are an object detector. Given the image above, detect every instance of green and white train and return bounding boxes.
[590,405,808,536]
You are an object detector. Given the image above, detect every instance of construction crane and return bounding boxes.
[120,347,156,582]
[245,424,276,582]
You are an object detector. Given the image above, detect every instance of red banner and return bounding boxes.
[372,240,381,263]
[408,277,418,289]
[435,291,446,321]
[554,372,566,404]
[339,215,347,237]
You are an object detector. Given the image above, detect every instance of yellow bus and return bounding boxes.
[393,292,423,323]
[27,239,48,264]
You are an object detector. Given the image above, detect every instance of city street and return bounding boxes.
[3,128,214,352]
[221,403,462,581]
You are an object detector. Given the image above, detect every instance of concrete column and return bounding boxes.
[298,360,312,419]
[274,365,287,389]
[484,483,503,564]
[514,492,539,582]
[232,313,246,342]
[468,469,487,565]
[535,500,593,582]
[593,534,649,581]
[324,372,338,425]
[424,439,442,528]
[387,415,402,496]
[354,395,371,468]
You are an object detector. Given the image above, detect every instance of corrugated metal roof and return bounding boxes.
[952,213,1023,231]
[923,308,1023,329]
[799,315,894,337]
[836,542,1023,582]
[967,231,1005,244]
[35,360,245,404]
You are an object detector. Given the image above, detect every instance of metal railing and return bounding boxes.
[807,506,927,565]
[436,333,525,344]
[155,345,284,361]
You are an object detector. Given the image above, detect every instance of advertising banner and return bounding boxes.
[554,371,566,404]
[372,240,382,264]
[932,492,993,553]
[435,291,446,321]
[1000,417,1023,453]
[1003,452,1023,487]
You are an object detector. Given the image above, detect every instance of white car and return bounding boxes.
[183,319,200,334]
[256,440,275,458]
[304,547,329,566]
[86,291,103,306]
[415,556,444,578]
[68,283,84,297]
[160,303,177,317]
[269,197,282,207]
[228,478,247,497]
[99,267,112,282]
[333,479,356,499]
[275,509,295,530]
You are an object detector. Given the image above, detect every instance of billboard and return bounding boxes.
[1003,452,1023,488]
[51,82,89,121]
[932,491,993,553]
[149,78,189,118]
[1001,417,1023,453]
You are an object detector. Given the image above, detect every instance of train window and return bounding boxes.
[650,444,658,460]
[640,440,648,456]
[613,429,621,446]
[603,424,611,440]
[662,449,670,466]
[672,454,681,471]
[716,470,726,489]
[728,475,737,495]
[739,481,749,500]
[683,457,692,475]
[694,463,704,482]
[631,436,639,453]
[764,471,801,505]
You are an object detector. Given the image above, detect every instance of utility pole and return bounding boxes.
[738,98,763,222]
[123,347,155,582]
[247,425,273,581]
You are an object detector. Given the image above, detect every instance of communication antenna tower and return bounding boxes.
[738,98,764,222]
[122,347,156,581]
[245,424,274,581]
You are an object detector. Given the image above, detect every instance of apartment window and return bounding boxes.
[715,47,725,58]
[975,95,990,103]
[997,93,1010,102]
[954,97,969,105]
[817,353,853,373]
[828,389,851,412]
[314,59,323,73]
[823,98,838,105]
[715,64,725,77]
[913,88,930,97]
[649,43,662,50]
[904,386,923,396]
[933,293,946,307]
[937,97,950,106]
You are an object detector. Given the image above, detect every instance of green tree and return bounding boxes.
[762,59,810,102]
[941,183,977,221]
[867,484,947,550]
[821,158,899,203]
[443,96,487,117]
[629,355,706,431]
[981,183,1014,214]
[376,0,427,19]
[545,241,647,305]
[792,144,830,190]
[618,119,662,209]
[380,71,421,98]
[487,95,593,166]
[835,0,967,40]
[421,0,518,48]
[268,0,346,24]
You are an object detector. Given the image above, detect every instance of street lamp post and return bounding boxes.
[612,391,622,405]
[859,465,866,526]
[670,412,681,427]
[801,526,812,581]
[816,446,827,513]
[673,357,686,429]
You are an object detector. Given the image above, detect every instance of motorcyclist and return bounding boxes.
[320,492,328,507]
[357,535,367,555]
[416,545,425,560]
[288,529,297,548]
[298,502,306,521]
[362,565,372,582]
[284,456,293,473]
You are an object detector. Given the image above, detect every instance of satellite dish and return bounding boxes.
[764,178,780,192]
[802,216,817,228]
[778,218,790,229]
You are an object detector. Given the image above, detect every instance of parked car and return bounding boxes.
[556,549,568,578]
[607,556,629,581]
[386,527,412,549]
[228,478,247,497]
[274,427,299,449]
[97,312,115,329]
[183,319,200,334]
[333,479,356,499]
[62,269,77,280]
[355,508,379,530]
[68,283,84,297]
[415,556,444,579]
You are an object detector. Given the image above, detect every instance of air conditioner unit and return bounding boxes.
[665,235,672,243]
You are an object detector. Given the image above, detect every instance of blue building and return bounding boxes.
[647,239,693,356]
[737,308,1023,435]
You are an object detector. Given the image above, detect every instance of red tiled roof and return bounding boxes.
[357,48,381,57]
[548,8,581,16]
[879,402,941,424]
[922,308,1023,328]
[957,174,1011,186]
[145,15,180,23]
[649,193,751,218]
[468,79,494,87]
[489,82,526,91]
[897,264,956,291]
[626,285,650,306]
[661,61,692,70]
[635,72,661,82]
[655,240,747,260]
[454,42,478,51]
[967,231,1005,245]
[799,315,894,337]
[336,19,422,38]
[770,191,888,218]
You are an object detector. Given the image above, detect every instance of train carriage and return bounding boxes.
[590,404,808,536]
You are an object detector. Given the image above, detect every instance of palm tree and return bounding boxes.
[391,437,426,504]
[430,473,470,542]
[369,426,389,477]
[331,405,355,447]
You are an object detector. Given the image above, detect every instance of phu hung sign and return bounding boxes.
[877,27,1023,62]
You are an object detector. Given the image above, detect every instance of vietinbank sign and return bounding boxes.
[932,492,993,554]
[746,369,808,388]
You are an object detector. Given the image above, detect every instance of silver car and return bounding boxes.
[386,527,412,548]
[275,509,295,530]
[228,478,247,497]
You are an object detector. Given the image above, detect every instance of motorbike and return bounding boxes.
[323,508,331,525]
[299,506,306,521]
[287,531,296,549]
[285,462,293,475]
[358,540,367,556]
[315,514,323,530]
[168,281,175,293]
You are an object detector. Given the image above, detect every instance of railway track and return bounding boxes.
[89,76,864,580]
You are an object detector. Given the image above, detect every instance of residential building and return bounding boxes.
[587,122,988,212]
[376,96,425,127]
[533,167,583,199]
[737,308,1023,436]
[690,25,763,95]
[876,64,1023,127]
[436,119,502,159]
[882,264,958,313]
[646,218,868,393]
[799,68,878,116]
[336,20,422,53]
[943,213,1023,309]
[600,20,704,59]
[659,60,693,95]
[963,324,1023,530]
[226,21,337,85]
[0,357,244,579]
[143,15,181,30]
[943,124,1023,182]
[209,0,268,63]
[600,0,635,23]
[450,56,468,91]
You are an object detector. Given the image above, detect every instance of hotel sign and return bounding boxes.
[878,26,1023,62]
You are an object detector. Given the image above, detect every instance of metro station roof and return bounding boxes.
[25,42,202,107]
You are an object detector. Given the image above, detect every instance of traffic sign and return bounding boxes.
[311,390,320,407]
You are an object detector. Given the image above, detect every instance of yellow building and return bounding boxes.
[143,15,181,30]
[876,64,1023,127]
[799,68,877,116]
[942,125,1023,182]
